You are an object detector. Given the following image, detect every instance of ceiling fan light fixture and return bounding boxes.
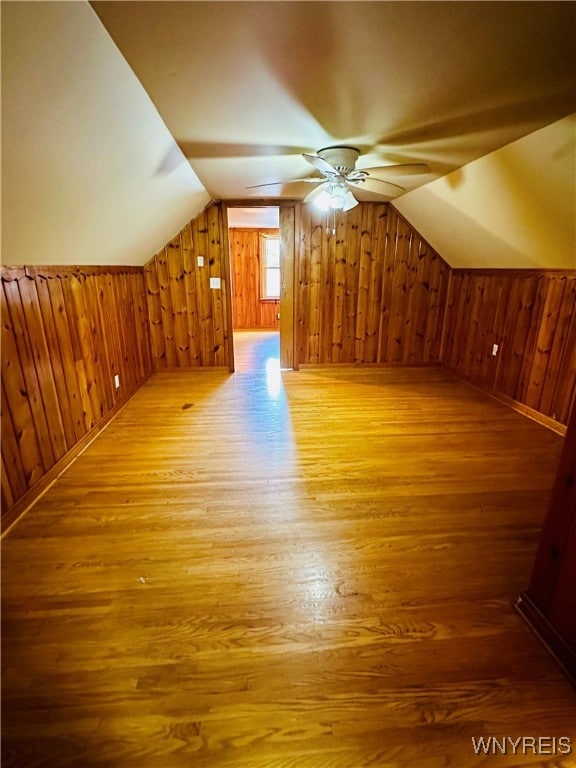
[307,185,333,211]
[249,145,427,205]
[328,184,347,209]
[342,188,359,211]
[308,182,358,212]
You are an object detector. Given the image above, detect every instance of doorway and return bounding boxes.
[233,330,280,374]
[226,205,295,370]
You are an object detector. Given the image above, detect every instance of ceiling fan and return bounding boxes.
[247,146,430,210]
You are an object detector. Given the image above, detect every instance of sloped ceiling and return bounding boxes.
[1,1,210,267]
[395,114,576,269]
[2,1,575,268]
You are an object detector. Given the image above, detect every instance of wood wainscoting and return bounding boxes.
[443,270,576,426]
[1,265,152,529]
[3,205,574,533]
[2,365,575,766]
[295,205,450,366]
[138,201,575,429]
[143,202,233,371]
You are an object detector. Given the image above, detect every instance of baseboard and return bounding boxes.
[298,362,443,369]
[515,592,576,688]
[446,369,567,436]
[1,374,153,538]
[152,365,230,373]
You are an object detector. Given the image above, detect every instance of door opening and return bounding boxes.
[227,206,282,371]
[225,204,296,371]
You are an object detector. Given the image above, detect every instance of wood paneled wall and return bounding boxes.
[295,204,450,365]
[443,271,576,425]
[517,391,576,681]
[4,205,573,531]
[229,228,280,329]
[1,266,152,527]
[143,203,232,369]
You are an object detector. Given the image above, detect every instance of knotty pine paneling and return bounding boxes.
[296,204,450,365]
[443,271,576,425]
[229,228,280,329]
[144,203,232,369]
[1,266,152,526]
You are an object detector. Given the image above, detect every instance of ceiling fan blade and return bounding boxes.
[302,153,339,177]
[348,177,406,195]
[245,178,322,190]
[361,163,430,177]
[303,182,331,205]
[178,141,310,159]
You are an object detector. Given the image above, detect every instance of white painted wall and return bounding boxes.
[394,115,576,270]
[2,2,210,267]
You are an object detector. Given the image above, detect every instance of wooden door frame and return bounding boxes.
[279,202,299,370]
[219,204,235,373]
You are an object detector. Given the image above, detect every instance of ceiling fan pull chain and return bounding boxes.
[326,208,336,236]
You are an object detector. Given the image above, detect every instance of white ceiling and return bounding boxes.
[91,1,575,201]
[2,1,575,268]
[227,207,280,229]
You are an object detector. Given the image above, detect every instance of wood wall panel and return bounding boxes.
[1,266,152,527]
[2,200,572,531]
[443,271,576,425]
[229,228,280,329]
[279,206,296,369]
[144,203,232,369]
[295,204,450,365]
[517,391,576,681]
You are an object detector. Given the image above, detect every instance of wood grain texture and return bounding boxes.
[295,205,450,366]
[2,336,575,768]
[229,228,280,329]
[526,387,576,648]
[279,205,296,369]
[516,387,576,683]
[443,271,576,425]
[141,202,574,427]
[1,267,152,525]
[143,203,232,370]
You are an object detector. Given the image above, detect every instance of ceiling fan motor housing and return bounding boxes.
[317,146,360,174]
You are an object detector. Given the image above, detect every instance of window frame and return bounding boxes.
[260,233,281,301]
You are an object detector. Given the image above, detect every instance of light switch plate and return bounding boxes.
[210,277,221,289]
[197,256,204,267]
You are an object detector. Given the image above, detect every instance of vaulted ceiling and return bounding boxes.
[2,1,575,268]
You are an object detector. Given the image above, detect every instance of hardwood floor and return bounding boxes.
[2,333,575,767]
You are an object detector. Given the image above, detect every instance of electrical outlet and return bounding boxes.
[492,343,499,356]
[114,374,120,389]
[209,277,221,289]
[197,256,204,267]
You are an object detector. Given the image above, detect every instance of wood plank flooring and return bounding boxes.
[2,332,575,767]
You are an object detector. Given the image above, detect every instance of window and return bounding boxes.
[260,235,280,300]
